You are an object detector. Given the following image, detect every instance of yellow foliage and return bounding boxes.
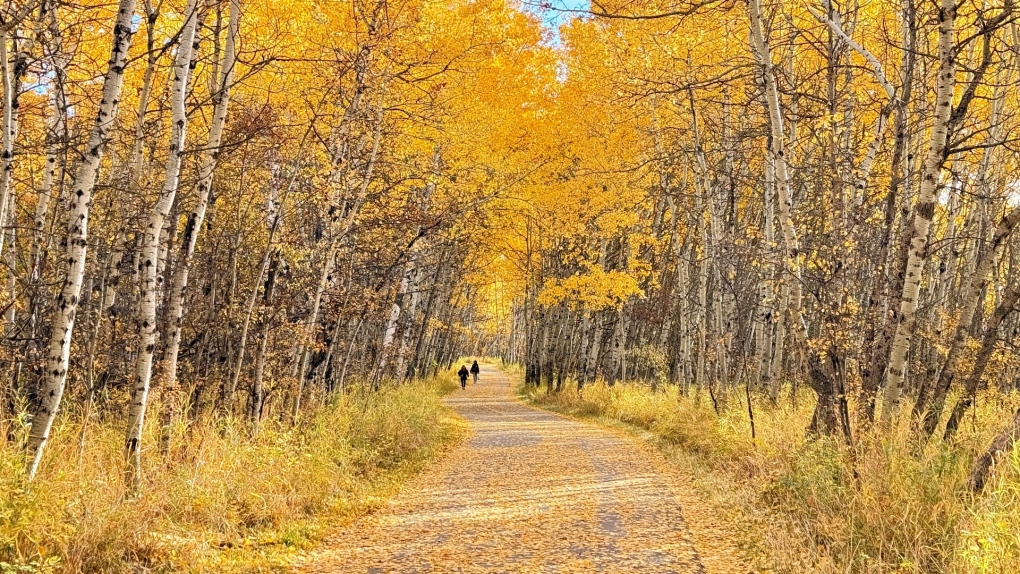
[0,378,462,572]
[537,266,643,309]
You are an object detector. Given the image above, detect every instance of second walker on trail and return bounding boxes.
[470,360,480,384]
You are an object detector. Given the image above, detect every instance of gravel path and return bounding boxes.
[293,365,749,573]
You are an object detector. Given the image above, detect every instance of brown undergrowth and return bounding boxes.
[0,374,464,573]
[522,379,1020,574]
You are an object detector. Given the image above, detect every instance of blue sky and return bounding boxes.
[520,0,592,44]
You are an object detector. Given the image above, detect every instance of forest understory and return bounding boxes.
[524,375,1020,574]
[0,375,463,572]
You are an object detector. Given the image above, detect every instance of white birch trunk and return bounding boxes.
[26,0,139,480]
[125,0,200,488]
[378,267,409,373]
[608,306,626,384]
[395,263,422,378]
[576,310,590,384]
[687,89,712,391]
[881,0,957,422]
[810,6,898,200]
[917,206,1020,435]
[293,97,384,413]
[394,150,439,378]
[30,43,67,289]
[677,241,692,387]
[749,0,823,417]
[0,30,17,263]
[163,0,239,391]
[759,145,776,393]
[125,5,158,191]
[695,236,708,389]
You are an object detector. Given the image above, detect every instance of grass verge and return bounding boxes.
[520,379,1020,574]
[0,374,464,573]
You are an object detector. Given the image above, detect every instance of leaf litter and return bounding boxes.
[292,367,753,573]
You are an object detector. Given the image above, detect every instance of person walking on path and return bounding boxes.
[470,361,480,384]
[458,365,470,390]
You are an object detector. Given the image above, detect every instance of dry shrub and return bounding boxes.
[962,445,1020,573]
[0,375,462,573]
[524,380,1020,573]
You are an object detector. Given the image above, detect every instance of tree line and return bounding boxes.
[0,0,546,488]
[490,0,1020,474]
[9,0,1020,496]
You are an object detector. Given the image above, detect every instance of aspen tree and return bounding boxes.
[748,0,847,435]
[858,0,917,422]
[28,5,69,336]
[164,0,240,392]
[914,207,1020,436]
[27,0,140,480]
[943,283,1020,440]
[882,0,1013,422]
[126,0,201,488]
[748,0,808,380]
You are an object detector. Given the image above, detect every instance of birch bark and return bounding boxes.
[881,0,958,423]
[750,0,847,434]
[943,283,1020,440]
[859,0,916,422]
[293,100,382,414]
[914,207,1020,437]
[126,0,200,488]
[164,0,240,392]
[0,26,22,263]
[27,0,139,480]
[30,18,69,299]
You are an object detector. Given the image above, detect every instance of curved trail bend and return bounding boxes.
[294,365,749,573]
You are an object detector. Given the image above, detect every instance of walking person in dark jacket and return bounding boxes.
[470,360,480,384]
[458,365,470,390]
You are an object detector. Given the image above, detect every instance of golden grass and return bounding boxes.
[523,380,1020,573]
[0,374,463,573]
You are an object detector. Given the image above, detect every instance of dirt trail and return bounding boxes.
[293,365,749,573]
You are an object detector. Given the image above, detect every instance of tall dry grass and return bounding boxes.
[0,375,462,573]
[523,380,1020,573]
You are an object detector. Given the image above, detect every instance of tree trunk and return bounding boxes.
[915,207,1020,437]
[126,0,200,491]
[251,251,279,433]
[27,0,140,480]
[968,408,1020,492]
[881,0,957,423]
[163,0,239,392]
[0,29,19,263]
[858,0,916,424]
[943,284,1020,440]
[750,0,846,437]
